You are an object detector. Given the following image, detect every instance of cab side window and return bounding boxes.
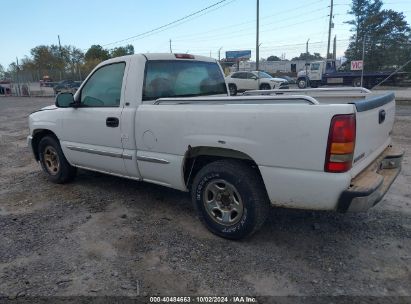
[235,72,247,79]
[311,63,320,71]
[246,72,257,80]
[80,62,126,107]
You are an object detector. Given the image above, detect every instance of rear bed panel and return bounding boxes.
[350,93,395,178]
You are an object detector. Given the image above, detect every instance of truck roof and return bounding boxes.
[103,53,217,63]
[143,53,216,62]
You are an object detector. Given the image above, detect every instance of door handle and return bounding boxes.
[379,109,386,124]
[106,117,119,128]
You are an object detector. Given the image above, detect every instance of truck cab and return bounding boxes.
[297,60,339,88]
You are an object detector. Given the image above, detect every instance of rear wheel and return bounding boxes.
[228,84,237,96]
[352,77,362,87]
[38,136,77,183]
[191,160,269,240]
[310,81,319,88]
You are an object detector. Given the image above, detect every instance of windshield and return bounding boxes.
[143,60,227,101]
[257,71,273,79]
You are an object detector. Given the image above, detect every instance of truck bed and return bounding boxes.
[149,87,395,177]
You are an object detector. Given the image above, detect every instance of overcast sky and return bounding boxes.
[1,0,410,68]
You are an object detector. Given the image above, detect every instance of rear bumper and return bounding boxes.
[337,145,403,212]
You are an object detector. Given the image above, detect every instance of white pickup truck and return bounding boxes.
[28,53,403,239]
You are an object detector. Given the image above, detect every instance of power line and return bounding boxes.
[172,1,328,42]
[173,15,330,45]
[101,0,231,47]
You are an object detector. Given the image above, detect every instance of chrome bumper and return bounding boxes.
[337,145,404,212]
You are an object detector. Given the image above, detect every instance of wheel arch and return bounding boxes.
[182,146,264,189]
[31,129,59,161]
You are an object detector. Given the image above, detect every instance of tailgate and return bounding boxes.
[350,92,396,177]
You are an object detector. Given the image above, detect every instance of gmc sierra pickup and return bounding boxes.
[28,53,403,239]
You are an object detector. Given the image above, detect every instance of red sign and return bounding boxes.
[351,60,363,71]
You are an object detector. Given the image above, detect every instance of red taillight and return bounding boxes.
[174,53,195,59]
[325,114,356,173]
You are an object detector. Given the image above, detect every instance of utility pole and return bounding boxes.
[218,47,223,61]
[326,0,334,59]
[333,35,337,60]
[77,62,82,81]
[58,35,62,53]
[16,57,21,96]
[256,0,260,71]
[306,38,310,54]
[58,35,63,80]
[360,35,365,87]
[169,39,172,53]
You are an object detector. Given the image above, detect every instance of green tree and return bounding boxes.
[291,52,323,61]
[85,45,110,62]
[64,46,84,80]
[20,56,37,82]
[83,45,110,76]
[267,55,281,61]
[111,44,134,58]
[345,0,411,71]
[30,44,69,80]
[6,62,18,82]
[0,64,4,79]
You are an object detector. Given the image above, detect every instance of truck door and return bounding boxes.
[59,61,130,175]
[309,62,322,81]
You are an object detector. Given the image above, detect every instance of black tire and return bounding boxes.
[38,135,76,184]
[228,84,237,96]
[310,81,319,88]
[297,78,308,89]
[191,159,269,240]
[260,83,271,90]
[352,77,362,87]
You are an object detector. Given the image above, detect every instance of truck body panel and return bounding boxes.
[28,54,402,214]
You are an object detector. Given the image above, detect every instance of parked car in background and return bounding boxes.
[0,80,12,95]
[226,71,288,95]
[277,75,296,84]
[54,80,81,95]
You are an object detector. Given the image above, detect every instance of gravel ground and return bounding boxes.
[0,97,410,299]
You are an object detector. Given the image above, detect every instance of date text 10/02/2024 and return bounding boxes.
[149,296,257,303]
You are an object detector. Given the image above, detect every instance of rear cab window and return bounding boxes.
[143,60,227,101]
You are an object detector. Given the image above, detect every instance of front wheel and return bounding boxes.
[297,78,308,89]
[191,160,269,240]
[260,83,271,90]
[38,136,77,183]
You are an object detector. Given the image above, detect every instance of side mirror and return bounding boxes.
[55,92,75,108]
